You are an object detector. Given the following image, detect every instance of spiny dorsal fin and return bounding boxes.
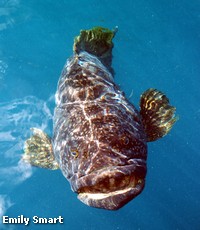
[140,88,178,142]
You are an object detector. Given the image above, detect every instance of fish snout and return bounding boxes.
[76,164,146,210]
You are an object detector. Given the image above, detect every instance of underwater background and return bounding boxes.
[0,0,200,229]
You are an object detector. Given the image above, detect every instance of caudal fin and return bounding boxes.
[73,27,117,72]
[140,88,178,142]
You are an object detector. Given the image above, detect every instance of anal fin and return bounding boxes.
[140,88,178,142]
[22,128,59,170]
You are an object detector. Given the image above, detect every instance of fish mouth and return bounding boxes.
[76,165,146,210]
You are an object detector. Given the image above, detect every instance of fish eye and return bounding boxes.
[120,135,129,145]
[78,56,84,62]
[123,137,129,145]
[70,148,79,158]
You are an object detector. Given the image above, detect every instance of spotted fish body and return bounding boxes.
[23,27,177,210]
[53,51,147,209]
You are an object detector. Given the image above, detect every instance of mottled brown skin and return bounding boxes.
[22,27,177,210]
[53,52,147,210]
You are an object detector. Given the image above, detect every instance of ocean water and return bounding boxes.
[0,0,200,229]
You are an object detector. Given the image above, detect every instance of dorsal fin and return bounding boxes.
[140,88,178,142]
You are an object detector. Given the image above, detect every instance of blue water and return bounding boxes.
[0,0,200,229]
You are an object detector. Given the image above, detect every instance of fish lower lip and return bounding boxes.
[77,178,145,210]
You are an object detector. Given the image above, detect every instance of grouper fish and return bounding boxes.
[23,27,177,210]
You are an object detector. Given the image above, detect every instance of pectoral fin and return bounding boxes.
[22,128,59,170]
[140,88,178,142]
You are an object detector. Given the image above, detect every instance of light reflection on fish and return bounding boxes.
[23,27,177,210]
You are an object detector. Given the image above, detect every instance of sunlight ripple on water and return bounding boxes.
[0,96,53,189]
